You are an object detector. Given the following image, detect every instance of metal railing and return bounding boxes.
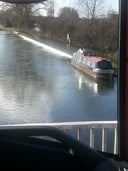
[39,121,118,154]
[0,120,118,154]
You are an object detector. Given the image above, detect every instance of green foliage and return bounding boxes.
[105,53,118,64]
[112,62,118,69]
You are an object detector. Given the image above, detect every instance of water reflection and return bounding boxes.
[0,70,53,124]
[0,31,54,124]
[74,69,114,95]
[0,31,117,124]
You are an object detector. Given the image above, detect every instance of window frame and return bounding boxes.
[0,0,127,162]
[118,0,128,161]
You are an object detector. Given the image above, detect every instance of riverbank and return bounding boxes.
[0,26,118,77]
[0,26,77,55]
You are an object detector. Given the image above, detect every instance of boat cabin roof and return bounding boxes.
[83,56,110,63]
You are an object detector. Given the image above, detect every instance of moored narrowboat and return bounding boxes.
[71,50,114,80]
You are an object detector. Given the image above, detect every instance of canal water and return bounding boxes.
[0,30,117,125]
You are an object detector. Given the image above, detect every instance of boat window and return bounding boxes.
[91,61,96,68]
[82,58,87,64]
[97,60,113,69]
[87,59,91,65]
[0,0,119,158]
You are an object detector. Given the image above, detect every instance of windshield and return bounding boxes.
[0,0,119,155]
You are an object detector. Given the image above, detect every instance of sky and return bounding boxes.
[0,0,119,17]
[54,0,119,16]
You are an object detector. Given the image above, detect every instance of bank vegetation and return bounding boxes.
[0,1,118,67]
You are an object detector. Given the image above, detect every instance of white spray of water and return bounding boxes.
[19,35,72,58]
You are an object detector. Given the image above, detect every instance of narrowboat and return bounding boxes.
[71,49,114,80]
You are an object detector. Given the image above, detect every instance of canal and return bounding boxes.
[0,30,117,125]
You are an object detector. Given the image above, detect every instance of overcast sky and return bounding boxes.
[54,0,119,16]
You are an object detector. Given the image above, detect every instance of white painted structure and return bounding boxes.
[1,121,118,154]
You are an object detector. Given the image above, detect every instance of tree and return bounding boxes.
[0,2,49,30]
[77,0,104,23]
[59,7,79,21]
[58,7,79,43]
[76,0,105,51]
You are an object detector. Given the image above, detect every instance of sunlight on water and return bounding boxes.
[0,30,117,125]
[19,35,72,58]
[75,71,98,95]
[78,76,82,90]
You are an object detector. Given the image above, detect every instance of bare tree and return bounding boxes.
[77,0,104,21]
[59,7,79,20]
[47,1,54,17]
[1,2,50,29]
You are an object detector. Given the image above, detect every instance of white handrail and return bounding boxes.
[0,121,118,154]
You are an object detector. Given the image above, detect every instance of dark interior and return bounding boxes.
[0,126,118,170]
